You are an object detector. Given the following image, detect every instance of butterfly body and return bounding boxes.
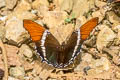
[23,17,98,68]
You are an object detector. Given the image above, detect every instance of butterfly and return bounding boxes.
[23,17,98,68]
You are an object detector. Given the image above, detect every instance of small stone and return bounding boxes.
[103,46,120,65]
[107,11,120,27]
[32,61,54,80]
[54,0,64,8]
[87,68,97,75]
[88,60,111,76]
[112,3,120,17]
[74,61,89,72]
[19,44,33,58]
[116,71,120,79]
[90,57,111,72]
[4,44,21,66]
[34,76,42,80]
[0,24,5,40]
[5,0,18,9]
[31,10,38,14]
[42,11,68,29]
[74,53,92,72]
[95,0,107,8]
[82,53,92,63]
[11,11,37,20]
[37,5,49,18]
[0,8,11,16]
[0,0,5,8]
[32,0,49,9]
[48,78,57,80]
[0,16,7,21]
[96,25,116,51]
[72,0,95,18]
[5,17,27,44]
[113,55,120,65]
[22,61,34,71]
[113,25,120,45]
[14,0,31,12]
[9,66,25,79]
[7,5,37,20]
[8,76,19,80]
[60,0,73,12]
[92,10,105,22]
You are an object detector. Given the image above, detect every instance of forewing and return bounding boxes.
[62,31,80,67]
[23,20,60,67]
[35,32,60,67]
[80,17,98,40]
[61,17,98,67]
[23,20,45,42]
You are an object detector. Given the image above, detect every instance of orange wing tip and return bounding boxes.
[80,17,99,40]
[23,19,46,42]
[31,36,41,42]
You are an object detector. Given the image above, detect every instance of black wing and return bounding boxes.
[59,17,98,67]
[23,19,61,67]
[59,31,80,67]
[35,31,60,67]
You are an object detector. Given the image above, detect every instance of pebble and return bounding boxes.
[72,0,95,18]
[60,0,73,12]
[5,17,26,44]
[0,0,5,8]
[107,11,120,27]
[116,71,120,79]
[14,0,31,12]
[96,25,116,51]
[8,76,19,80]
[90,57,111,72]
[0,24,5,40]
[5,0,18,9]
[82,53,92,63]
[9,66,25,79]
[33,76,42,80]
[19,44,33,59]
[32,0,49,9]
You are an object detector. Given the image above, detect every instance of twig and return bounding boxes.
[0,39,8,80]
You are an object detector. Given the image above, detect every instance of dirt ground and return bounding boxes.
[0,0,120,80]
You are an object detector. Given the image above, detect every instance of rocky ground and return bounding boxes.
[0,0,120,80]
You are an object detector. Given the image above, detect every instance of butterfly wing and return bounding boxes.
[23,20,46,42]
[61,17,98,67]
[23,20,60,67]
[35,32,61,67]
[60,31,79,67]
[80,17,98,40]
